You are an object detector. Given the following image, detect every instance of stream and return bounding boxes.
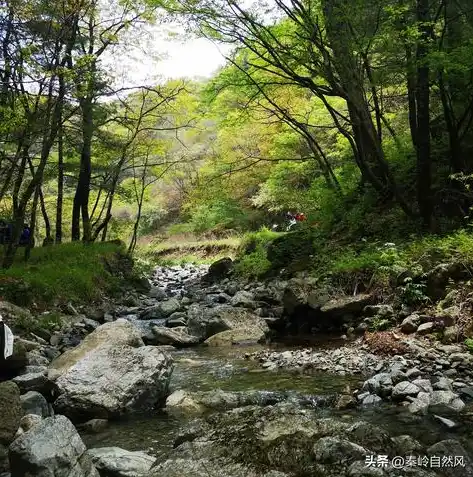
[81,342,473,462]
[73,263,473,476]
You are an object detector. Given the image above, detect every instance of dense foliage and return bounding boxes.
[2,0,473,274]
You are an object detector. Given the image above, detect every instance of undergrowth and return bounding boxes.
[0,242,125,308]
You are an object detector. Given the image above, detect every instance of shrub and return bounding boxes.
[234,227,280,278]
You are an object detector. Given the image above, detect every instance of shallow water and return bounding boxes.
[81,343,473,460]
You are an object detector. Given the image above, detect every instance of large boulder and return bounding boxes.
[8,415,99,477]
[53,345,173,421]
[85,447,155,477]
[282,279,321,316]
[150,327,199,347]
[320,294,373,317]
[0,381,23,446]
[187,305,268,341]
[201,258,233,284]
[48,320,143,379]
[204,328,266,347]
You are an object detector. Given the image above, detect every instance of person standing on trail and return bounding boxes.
[0,315,14,365]
[20,224,31,245]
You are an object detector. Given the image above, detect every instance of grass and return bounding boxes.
[137,234,242,265]
[0,241,126,309]
[230,224,473,298]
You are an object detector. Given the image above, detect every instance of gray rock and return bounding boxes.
[15,414,42,437]
[139,298,181,320]
[187,305,268,341]
[347,460,387,476]
[25,351,50,367]
[0,382,23,446]
[8,415,99,477]
[391,435,423,455]
[392,381,420,400]
[427,439,473,477]
[151,326,199,347]
[20,391,51,418]
[230,291,255,308]
[362,394,383,406]
[442,326,459,344]
[86,446,155,477]
[150,458,273,477]
[362,373,393,398]
[417,322,435,335]
[389,367,407,384]
[363,305,394,317]
[48,320,144,380]
[12,372,48,394]
[408,392,431,415]
[202,257,233,283]
[79,419,108,433]
[54,345,173,421]
[400,314,420,333]
[433,415,457,428]
[149,286,167,301]
[405,367,422,379]
[429,390,465,413]
[166,312,187,328]
[449,352,473,363]
[313,436,367,464]
[81,318,100,332]
[320,294,372,316]
[432,377,452,391]
[411,379,433,394]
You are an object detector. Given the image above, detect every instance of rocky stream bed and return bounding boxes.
[1,261,473,477]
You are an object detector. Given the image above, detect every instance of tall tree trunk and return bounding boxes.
[72,98,93,241]
[406,45,418,148]
[56,78,65,244]
[322,0,401,199]
[415,0,432,228]
[39,188,52,246]
[25,185,40,262]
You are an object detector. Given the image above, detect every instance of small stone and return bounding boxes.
[408,392,430,415]
[405,367,422,379]
[80,419,108,433]
[392,381,420,400]
[433,415,457,429]
[417,322,435,335]
[391,435,423,455]
[400,314,420,334]
[411,379,433,394]
[335,394,357,410]
[432,377,452,391]
[362,394,382,406]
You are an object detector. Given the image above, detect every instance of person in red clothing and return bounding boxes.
[295,212,306,222]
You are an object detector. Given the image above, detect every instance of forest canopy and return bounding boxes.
[1,0,473,267]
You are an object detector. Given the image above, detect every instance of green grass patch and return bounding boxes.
[234,228,281,278]
[0,242,126,308]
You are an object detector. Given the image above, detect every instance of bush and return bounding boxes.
[234,227,280,278]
